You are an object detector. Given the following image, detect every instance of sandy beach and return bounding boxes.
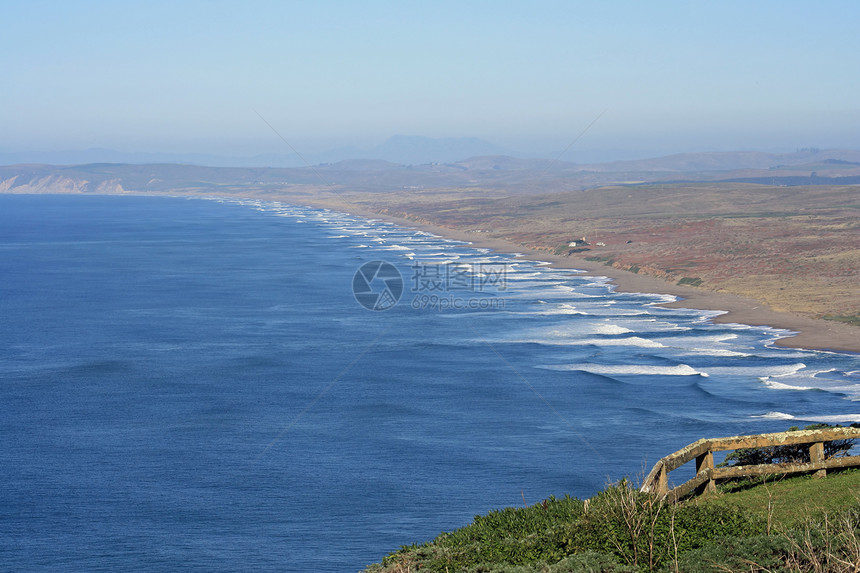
[315,203,860,355]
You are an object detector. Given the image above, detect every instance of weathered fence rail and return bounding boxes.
[640,427,860,501]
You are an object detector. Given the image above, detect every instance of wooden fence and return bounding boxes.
[640,427,860,501]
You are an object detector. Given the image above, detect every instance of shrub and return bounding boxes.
[548,552,637,572]
[722,423,858,467]
[571,480,764,572]
[674,535,793,573]
[378,495,585,571]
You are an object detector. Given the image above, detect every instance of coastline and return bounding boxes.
[4,190,858,354]
[310,202,860,355]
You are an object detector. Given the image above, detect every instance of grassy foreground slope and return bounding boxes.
[362,470,860,573]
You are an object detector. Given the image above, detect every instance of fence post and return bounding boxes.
[809,441,826,478]
[696,450,716,493]
[657,463,668,496]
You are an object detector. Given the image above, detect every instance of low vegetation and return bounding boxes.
[822,314,860,328]
[364,427,860,572]
[364,473,860,573]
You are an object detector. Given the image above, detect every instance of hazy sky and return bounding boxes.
[3,0,859,157]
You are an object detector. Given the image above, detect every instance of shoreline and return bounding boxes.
[6,190,859,354]
[311,201,860,355]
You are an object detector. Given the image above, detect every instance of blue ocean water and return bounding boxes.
[1,194,859,572]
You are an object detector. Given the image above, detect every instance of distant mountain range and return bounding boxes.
[0,135,515,168]
[580,149,860,173]
[3,147,860,196]
[367,135,512,164]
[4,137,860,175]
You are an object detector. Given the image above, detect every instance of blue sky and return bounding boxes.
[3,0,859,157]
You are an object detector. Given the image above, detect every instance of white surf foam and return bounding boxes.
[752,412,860,424]
[593,323,634,335]
[494,335,666,348]
[504,272,544,280]
[760,379,815,391]
[801,414,860,423]
[506,307,590,316]
[705,363,808,378]
[683,348,753,357]
[539,363,707,376]
[752,411,796,420]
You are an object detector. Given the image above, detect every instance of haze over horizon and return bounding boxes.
[3,1,859,162]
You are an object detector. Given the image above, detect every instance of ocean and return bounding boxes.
[1,194,859,572]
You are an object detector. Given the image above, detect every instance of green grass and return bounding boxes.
[700,469,860,525]
[584,256,616,266]
[676,277,703,287]
[822,313,860,327]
